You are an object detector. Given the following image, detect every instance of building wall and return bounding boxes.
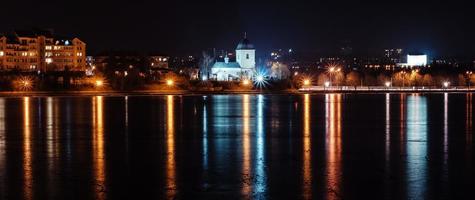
[0,33,86,72]
[211,68,243,81]
[236,49,255,69]
[149,56,169,69]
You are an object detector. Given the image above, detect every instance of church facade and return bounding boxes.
[210,36,256,81]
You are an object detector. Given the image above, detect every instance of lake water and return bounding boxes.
[0,93,473,199]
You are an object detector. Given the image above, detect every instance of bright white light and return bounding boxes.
[385,81,391,87]
[407,55,428,66]
[443,82,450,88]
[45,58,53,64]
[324,81,330,87]
[256,75,264,82]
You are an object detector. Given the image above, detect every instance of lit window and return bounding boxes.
[45,46,52,50]
[0,51,3,56]
[46,58,53,64]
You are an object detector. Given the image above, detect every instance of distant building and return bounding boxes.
[384,48,403,63]
[209,35,256,81]
[397,54,428,67]
[149,55,169,69]
[0,29,86,72]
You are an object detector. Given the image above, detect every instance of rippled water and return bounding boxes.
[0,93,473,199]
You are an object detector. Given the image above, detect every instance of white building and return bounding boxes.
[210,35,256,81]
[397,54,428,67]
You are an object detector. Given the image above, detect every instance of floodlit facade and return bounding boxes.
[407,54,428,66]
[210,35,256,81]
[0,29,86,72]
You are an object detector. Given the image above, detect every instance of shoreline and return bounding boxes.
[0,89,474,97]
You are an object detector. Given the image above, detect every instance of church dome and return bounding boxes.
[236,38,254,50]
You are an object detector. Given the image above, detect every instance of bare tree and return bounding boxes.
[199,51,214,80]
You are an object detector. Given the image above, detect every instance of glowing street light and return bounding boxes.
[385,81,391,87]
[242,79,250,86]
[443,81,450,88]
[22,80,30,87]
[166,79,174,86]
[256,75,264,82]
[95,80,103,87]
[303,79,311,86]
[324,81,331,87]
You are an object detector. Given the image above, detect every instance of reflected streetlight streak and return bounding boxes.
[242,94,251,196]
[385,93,391,161]
[384,93,391,196]
[165,95,177,198]
[92,96,106,200]
[254,94,266,195]
[302,94,312,199]
[325,94,342,200]
[0,98,5,198]
[202,102,208,173]
[23,97,33,200]
[124,96,130,171]
[46,97,54,169]
[406,94,428,199]
[466,94,473,166]
[400,94,406,151]
[46,97,60,195]
[466,94,473,143]
[443,93,449,167]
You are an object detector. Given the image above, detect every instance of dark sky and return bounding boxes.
[1,0,474,57]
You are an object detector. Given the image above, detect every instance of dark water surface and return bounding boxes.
[0,93,473,200]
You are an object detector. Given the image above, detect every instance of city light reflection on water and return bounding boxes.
[325,94,342,200]
[0,98,5,199]
[92,96,106,200]
[23,97,33,200]
[0,94,473,199]
[166,95,176,199]
[302,94,312,199]
[406,94,428,199]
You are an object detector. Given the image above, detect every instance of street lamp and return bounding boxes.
[385,81,391,88]
[166,79,174,86]
[467,71,473,89]
[95,80,103,87]
[443,81,450,88]
[303,79,311,86]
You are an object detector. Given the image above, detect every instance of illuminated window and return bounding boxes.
[46,58,53,64]
[45,46,52,50]
[0,51,3,56]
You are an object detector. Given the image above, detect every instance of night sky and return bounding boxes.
[1,0,474,57]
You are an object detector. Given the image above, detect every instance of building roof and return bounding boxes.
[212,62,241,68]
[236,38,254,50]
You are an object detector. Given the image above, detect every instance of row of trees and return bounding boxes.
[294,71,475,87]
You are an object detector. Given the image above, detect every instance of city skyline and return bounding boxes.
[1,1,474,57]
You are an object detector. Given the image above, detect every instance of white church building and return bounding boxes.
[210,36,256,81]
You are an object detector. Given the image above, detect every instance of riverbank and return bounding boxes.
[1,87,474,97]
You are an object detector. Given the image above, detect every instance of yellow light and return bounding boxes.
[385,81,391,87]
[242,79,250,85]
[95,80,103,87]
[303,79,311,86]
[167,79,174,86]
